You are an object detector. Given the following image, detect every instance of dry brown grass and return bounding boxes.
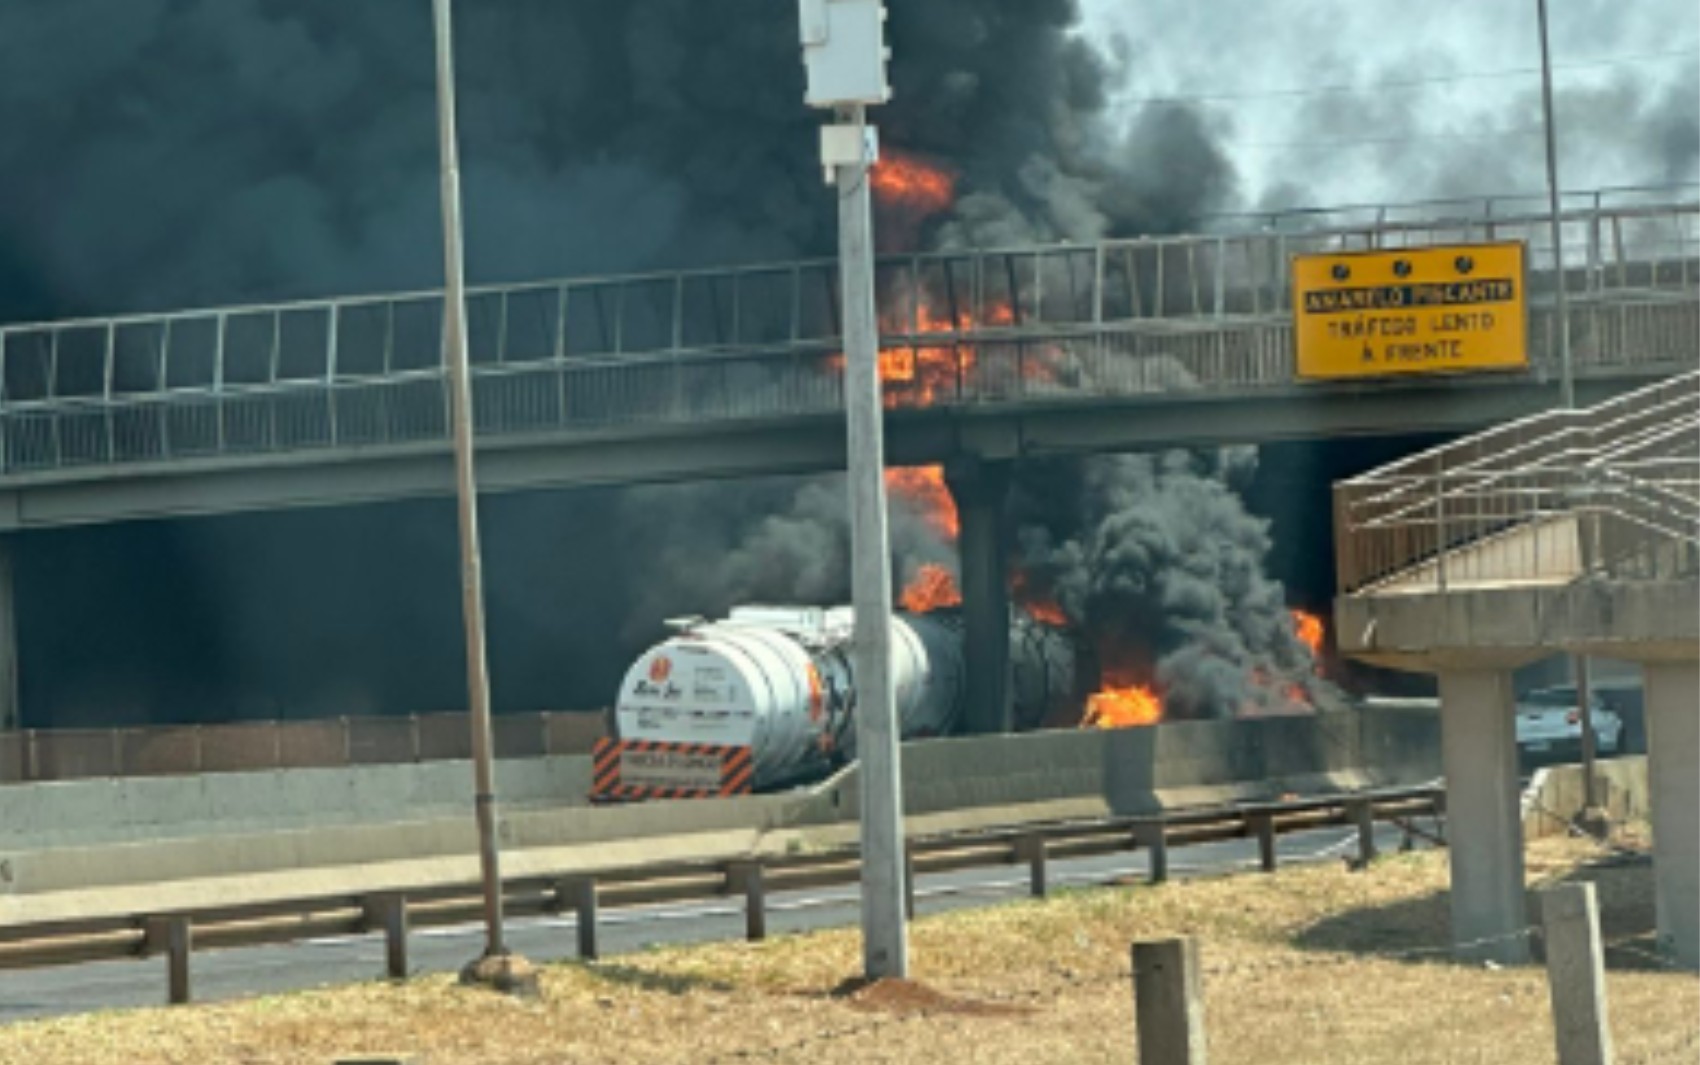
[0,834,1694,1064]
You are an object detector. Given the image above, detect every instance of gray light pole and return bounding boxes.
[798,0,908,979]
[1537,0,1603,827]
[430,0,514,972]
[835,105,909,980]
[1536,0,1574,408]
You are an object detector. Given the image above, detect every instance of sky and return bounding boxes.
[1082,0,1699,212]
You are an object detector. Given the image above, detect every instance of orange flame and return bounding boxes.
[1291,609,1324,657]
[1082,683,1163,729]
[1024,600,1070,627]
[1010,569,1069,627]
[823,285,1066,410]
[885,465,959,541]
[899,563,962,613]
[870,151,956,214]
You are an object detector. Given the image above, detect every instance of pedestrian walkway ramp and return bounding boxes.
[1335,370,1698,599]
[1331,368,1699,969]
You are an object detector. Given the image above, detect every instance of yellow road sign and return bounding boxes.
[1291,241,1528,380]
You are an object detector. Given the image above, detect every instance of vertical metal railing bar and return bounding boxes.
[326,305,341,448]
[103,323,117,464]
[1186,243,1201,317]
[1153,242,1164,320]
[613,282,627,357]
[267,311,282,453]
[47,328,62,468]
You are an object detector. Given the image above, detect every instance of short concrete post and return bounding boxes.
[729,862,766,942]
[561,877,597,961]
[1248,813,1277,873]
[1017,833,1048,898]
[144,915,192,1005]
[1132,937,1206,1065]
[1347,798,1378,867]
[363,893,409,980]
[1136,820,1169,884]
[1540,883,1615,1065]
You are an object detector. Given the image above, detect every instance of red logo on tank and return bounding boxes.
[648,656,673,683]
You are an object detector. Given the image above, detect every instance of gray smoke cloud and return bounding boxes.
[615,474,957,647]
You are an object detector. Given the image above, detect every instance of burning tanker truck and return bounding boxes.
[590,605,1080,801]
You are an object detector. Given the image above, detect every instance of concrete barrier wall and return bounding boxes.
[1356,702,1444,786]
[814,709,1417,823]
[0,756,593,851]
[0,709,1444,900]
[1522,756,1649,840]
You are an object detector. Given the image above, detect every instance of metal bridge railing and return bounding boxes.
[0,195,1695,477]
[1334,370,1700,595]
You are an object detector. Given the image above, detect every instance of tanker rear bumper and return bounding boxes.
[590,739,756,802]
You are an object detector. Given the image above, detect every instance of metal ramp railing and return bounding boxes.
[1334,371,1700,595]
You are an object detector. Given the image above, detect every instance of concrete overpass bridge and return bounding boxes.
[0,192,1693,531]
[0,189,1693,734]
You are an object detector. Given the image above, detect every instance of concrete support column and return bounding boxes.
[1438,668,1530,963]
[1642,660,1699,969]
[0,538,16,732]
[945,459,1012,735]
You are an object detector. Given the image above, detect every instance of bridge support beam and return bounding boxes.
[945,459,1012,735]
[1437,668,1531,964]
[1643,659,1699,969]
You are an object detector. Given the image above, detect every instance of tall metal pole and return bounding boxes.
[431,0,507,959]
[1536,0,1574,408]
[837,104,909,980]
[1538,0,1602,831]
[1574,654,1602,823]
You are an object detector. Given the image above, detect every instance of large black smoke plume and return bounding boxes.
[1011,451,1340,719]
[2,2,1362,727]
[0,0,1232,323]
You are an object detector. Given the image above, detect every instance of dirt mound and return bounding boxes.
[830,978,1033,1018]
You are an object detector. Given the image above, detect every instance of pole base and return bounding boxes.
[1573,806,1613,842]
[458,951,542,999]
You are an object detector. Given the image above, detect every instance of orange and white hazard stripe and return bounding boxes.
[590,739,754,802]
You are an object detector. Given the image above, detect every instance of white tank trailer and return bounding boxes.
[607,605,1080,793]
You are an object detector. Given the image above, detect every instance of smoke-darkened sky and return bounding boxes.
[4,2,1690,727]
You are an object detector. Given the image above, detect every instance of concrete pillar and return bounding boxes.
[1438,668,1531,963]
[945,459,1012,735]
[1642,660,1699,969]
[0,539,16,732]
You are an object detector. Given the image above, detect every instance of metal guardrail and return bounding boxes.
[0,196,1694,478]
[1335,371,1700,594]
[0,784,1442,1005]
[0,711,608,785]
[1200,181,1700,233]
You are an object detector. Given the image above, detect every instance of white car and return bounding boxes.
[1515,686,1623,761]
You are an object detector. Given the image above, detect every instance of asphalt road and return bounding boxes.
[0,822,1425,1022]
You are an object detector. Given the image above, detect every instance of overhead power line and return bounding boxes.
[1119,47,1699,109]
[1239,127,1547,152]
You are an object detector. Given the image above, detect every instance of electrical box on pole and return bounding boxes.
[799,0,892,108]
[797,0,907,981]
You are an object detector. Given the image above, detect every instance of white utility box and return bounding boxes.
[799,0,891,108]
